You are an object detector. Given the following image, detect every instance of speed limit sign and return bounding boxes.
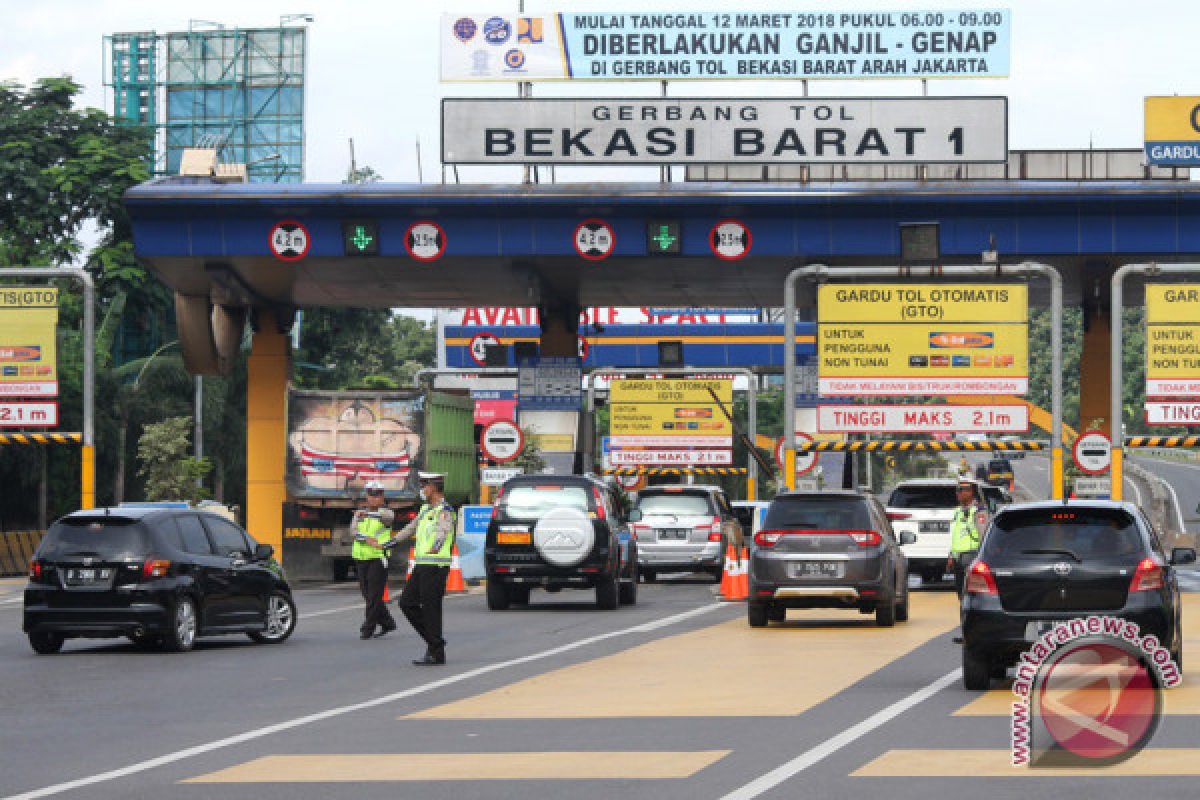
[776,432,818,477]
[269,220,310,261]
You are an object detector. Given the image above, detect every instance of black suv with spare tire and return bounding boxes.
[484,475,638,610]
[23,507,296,654]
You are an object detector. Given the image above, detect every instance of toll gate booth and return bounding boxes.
[126,177,1200,555]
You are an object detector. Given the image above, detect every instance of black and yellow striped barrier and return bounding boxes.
[793,440,1045,453]
[1125,436,1200,448]
[602,467,749,476]
[0,432,82,445]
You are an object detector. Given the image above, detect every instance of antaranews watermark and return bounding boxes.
[1011,615,1180,767]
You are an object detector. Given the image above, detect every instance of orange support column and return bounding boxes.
[245,310,289,554]
[1079,265,1115,499]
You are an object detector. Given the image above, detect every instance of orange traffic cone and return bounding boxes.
[736,547,751,600]
[382,583,391,603]
[405,557,415,583]
[446,543,467,595]
[718,543,740,601]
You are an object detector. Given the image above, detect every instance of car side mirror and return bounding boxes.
[627,509,643,522]
[1170,547,1196,566]
[899,532,916,546]
[254,543,274,561]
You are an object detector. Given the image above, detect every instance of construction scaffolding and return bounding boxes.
[104,23,306,183]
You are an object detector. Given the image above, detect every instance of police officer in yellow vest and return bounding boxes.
[352,480,397,640]
[392,472,457,665]
[947,479,989,596]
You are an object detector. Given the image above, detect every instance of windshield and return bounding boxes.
[501,485,591,518]
[763,496,873,530]
[983,508,1144,560]
[887,486,959,509]
[38,518,150,559]
[637,492,714,516]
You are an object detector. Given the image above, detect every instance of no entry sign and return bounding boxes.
[776,432,818,477]
[1073,430,1112,475]
[481,419,524,463]
[469,332,502,366]
[269,220,310,261]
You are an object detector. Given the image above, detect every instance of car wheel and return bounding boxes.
[486,579,510,611]
[161,597,198,653]
[747,602,769,628]
[619,568,638,606]
[876,592,897,627]
[249,591,297,644]
[509,585,531,606]
[28,631,64,655]
[895,588,910,622]
[596,572,619,610]
[963,646,992,690]
[768,604,786,623]
[332,560,350,582]
[641,568,656,584]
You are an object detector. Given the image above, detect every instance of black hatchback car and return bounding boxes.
[485,475,638,610]
[961,500,1195,689]
[23,507,296,654]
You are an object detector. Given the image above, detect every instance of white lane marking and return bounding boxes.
[719,669,962,800]
[4,603,726,800]
[298,604,364,619]
[1129,457,1188,532]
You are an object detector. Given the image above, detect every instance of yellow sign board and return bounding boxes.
[531,433,575,453]
[610,403,732,438]
[1145,325,1200,378]
[0,287,58,397]
[818,324,1027,377]
[609,378,733,447]
[610,378,732,406]
[1146,284,1200,324]
[1145,97,1200,142]
[817,284,1027,324]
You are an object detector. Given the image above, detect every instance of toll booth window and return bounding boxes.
[343,220,379,256]
[646,220,681,255]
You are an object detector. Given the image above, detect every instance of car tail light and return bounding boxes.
[846,530,882,547]
[755,529,785,547]
[965,561,999,595]
[708,531,723,542]
[592,488,607,520]
[142,559,172,579]
[886,511,912,521]
[1130,557,1165,592]
[28,559,43,580]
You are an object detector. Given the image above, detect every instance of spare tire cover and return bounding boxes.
[533,507,596,567]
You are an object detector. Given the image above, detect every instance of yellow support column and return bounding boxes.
[746,475,757,501]
[80,444,95,509]
[785,449,796,491]
[246,310,289,554]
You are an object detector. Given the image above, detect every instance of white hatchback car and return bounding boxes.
[885,479,986,585]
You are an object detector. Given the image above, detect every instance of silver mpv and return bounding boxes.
[633,485,742,582]
[748,490,914,627]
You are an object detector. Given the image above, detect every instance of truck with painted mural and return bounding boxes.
[281,387,476,582]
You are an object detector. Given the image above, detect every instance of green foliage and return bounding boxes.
[513,426,547,474]
[137,416,212,503]
[293,309,435,390]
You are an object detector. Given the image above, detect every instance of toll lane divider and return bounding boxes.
[793,440,1045,452]
[1127,436,1200,448]
[0,531,44,576]
[602,467,748,476]
[0,433,81,445]
[3,603,728,800]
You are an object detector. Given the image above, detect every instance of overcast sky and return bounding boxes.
[3,0,1197,185]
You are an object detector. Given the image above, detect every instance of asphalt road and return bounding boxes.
[3,573,1200,800]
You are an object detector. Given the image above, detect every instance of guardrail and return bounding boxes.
[794,440,1045,453]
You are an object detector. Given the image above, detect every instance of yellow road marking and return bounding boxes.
[956,594,1200,716]
[184,751,731,782]
[853,748,1200,777]
[409,592,959,719]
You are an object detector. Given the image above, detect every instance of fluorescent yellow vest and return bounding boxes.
[352,516,390,560]
[413,502,456,566]
[949,504,983,555]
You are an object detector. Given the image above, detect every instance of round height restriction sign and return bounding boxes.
[481,419,524,463]
[710,219,751,260]
[469,332,501,367]
[574,219,615,261]
[404,221,446,261]
[1073,430,1112,475]
[269,220,310,261]
[776,432,818,477]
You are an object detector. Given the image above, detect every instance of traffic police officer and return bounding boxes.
[392,472,457,665]
[352,480,397,639]
[947,479,988,596]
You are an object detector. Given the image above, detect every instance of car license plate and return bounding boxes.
[789,561,844,579]
[658,529,688,540]
[67,568,111,583]
[497,532,531,545]
[919,521,950,533]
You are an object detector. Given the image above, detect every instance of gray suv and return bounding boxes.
[633,485,743,582]
[747,490,914,628]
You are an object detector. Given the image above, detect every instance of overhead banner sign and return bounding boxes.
[1145,284,1200,396]
[817,284,1028,396]
[0,287,58,398]
[441,11,1011,81]
[609,378,732,464]
[442,97,1008,164]
[1144,96,1200,167]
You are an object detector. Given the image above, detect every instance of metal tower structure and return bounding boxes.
[104,22,307,183]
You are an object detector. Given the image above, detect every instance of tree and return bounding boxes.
[137,416,212,503]
[513,426,547,474]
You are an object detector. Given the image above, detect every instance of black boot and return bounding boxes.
[412,647,446,666]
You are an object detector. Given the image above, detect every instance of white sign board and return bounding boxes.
[442,97,1008,165]
[1073,476,1112,498]
[440,12,1012,82]
[0,401,57,428]
[1145,401,1200,426]
[481,420,524,463]
[1072,430,1112,476]
[610,449,732,466]
[817,404,1029,433]
[482,466,523,485]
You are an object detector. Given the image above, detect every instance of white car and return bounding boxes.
[885,479,987,585]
